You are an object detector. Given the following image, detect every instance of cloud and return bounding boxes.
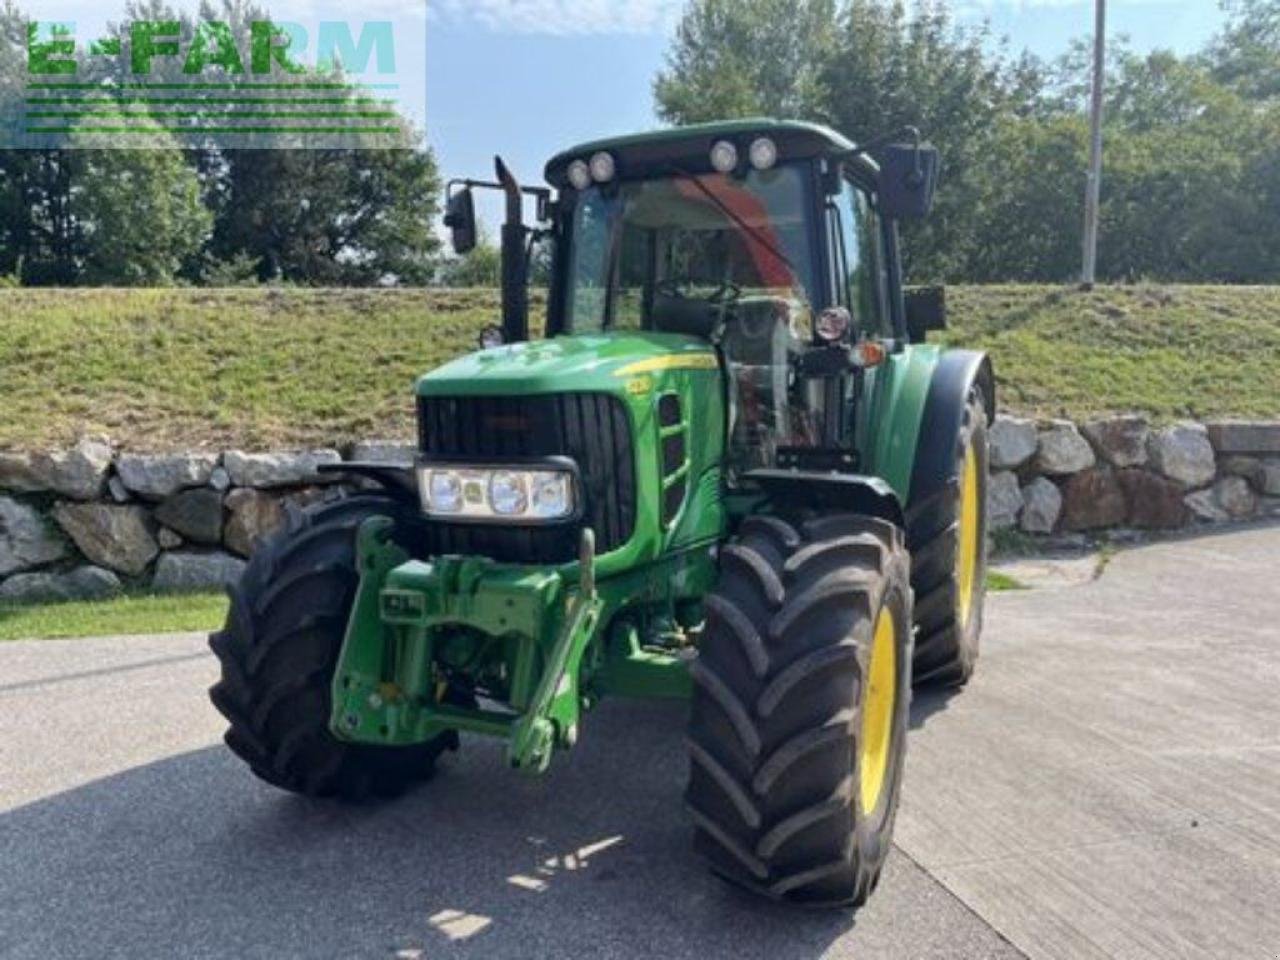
[242,0,430,20]
[957,0,1170,10]
[32,0,430,24]
[427,0,684,35]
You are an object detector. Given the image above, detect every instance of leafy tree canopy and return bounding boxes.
[0,0,440,286]
[657,0,1280,284]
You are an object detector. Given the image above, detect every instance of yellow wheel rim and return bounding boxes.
[858,607,897,816]
[956,443,981,630]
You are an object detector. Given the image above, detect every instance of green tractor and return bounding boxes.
[209,119,993,909]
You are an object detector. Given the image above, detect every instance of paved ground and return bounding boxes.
[2,524,1278,960]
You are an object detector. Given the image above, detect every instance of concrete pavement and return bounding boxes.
[900,524,1280,960]
[2,524,1278,959]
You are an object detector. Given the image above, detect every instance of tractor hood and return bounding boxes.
[416,331,719,397]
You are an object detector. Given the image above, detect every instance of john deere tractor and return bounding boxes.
[210,120,992,909]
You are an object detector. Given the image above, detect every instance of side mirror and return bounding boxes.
[905,286,946,343]
[877,142,939,221]
[444,187,477,255]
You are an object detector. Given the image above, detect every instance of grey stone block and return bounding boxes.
[0,498,69,576]
[152,551,246,593]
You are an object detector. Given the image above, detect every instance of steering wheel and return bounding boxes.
[655,278,740,305]
[655,277,687,302]
[736,297,788,341]
[707,281,742,305]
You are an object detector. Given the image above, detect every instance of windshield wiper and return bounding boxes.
[668,165,796,275]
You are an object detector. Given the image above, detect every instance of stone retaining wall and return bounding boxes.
[0,441,414,604]
[987,417,1280,536]
[2,420,1278,604]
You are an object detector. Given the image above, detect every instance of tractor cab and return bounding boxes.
[445,119,943,486]
[556,150,822,478]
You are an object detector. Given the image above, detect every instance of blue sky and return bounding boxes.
[425,0,1228,227]
[27,0,1227,224]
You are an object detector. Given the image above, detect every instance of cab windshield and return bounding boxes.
[563,163,818,337]
[562,162,824,476]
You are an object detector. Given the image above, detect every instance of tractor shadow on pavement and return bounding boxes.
[1,693,976,959]
[0,698,880,960]
[908,685,962,731]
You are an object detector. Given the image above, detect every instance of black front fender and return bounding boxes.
[317,462,419,505]
[744,469,904,528]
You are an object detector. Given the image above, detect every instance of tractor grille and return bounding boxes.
[417,393,636,564]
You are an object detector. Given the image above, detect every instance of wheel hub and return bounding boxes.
[858,607,897,815]
[956,443,981,629]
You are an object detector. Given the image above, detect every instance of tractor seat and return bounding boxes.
[721,296,807,365]
[650,291,722,339]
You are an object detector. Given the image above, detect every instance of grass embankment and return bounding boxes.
[0,287,515,451]
[0,592,227,642]
[1,284,1278,452]
[944,285,1280,422]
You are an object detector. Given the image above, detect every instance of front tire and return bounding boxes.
[208,493,457,800]
[686,513,913,908]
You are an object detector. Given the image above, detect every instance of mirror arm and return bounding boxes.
[448,177,553,223]
[842,125,922,165]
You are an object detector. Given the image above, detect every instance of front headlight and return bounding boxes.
[529,472,572,519]
[418,464,577,522]
[489,471,528,515]
[427,470,465,513]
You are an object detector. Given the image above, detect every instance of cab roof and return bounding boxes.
[544,118,863,189]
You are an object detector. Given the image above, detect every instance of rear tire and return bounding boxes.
[208,493,457,800]
[686,513,913,908]
[906,389,989,687]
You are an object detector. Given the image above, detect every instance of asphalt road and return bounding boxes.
[2,523,1278,960]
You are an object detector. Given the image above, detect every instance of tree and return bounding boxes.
[655,0,1026,280]
[436,239,501,288]
[654,0,838,122]
[1209,0,1280,101]
[0,0,441,285]
[0,1,34,279]
[74,138,212,285]
[206,146,440,285]
[960,114,1089,282]
[653,0,1280,284]
[820,1,1013,278]
[108,0,443,285]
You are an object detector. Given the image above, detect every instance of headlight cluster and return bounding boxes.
[417,465,576,522]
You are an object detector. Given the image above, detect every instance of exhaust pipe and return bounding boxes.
[495,156,529,344]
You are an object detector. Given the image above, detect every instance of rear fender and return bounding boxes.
[906,350,995,513]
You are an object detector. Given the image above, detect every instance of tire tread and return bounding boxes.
[208,493,451,800]
[687,512,913,908]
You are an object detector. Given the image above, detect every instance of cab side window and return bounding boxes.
[831,178,889,336]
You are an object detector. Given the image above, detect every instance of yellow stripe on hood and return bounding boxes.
[613,353,719,376]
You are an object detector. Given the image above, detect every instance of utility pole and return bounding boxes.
[1081,0,1106,289]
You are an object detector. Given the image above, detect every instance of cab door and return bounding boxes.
[827,172,912,495]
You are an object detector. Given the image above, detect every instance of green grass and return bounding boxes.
[0,287,524,451]
[0,592,228,642]
[944,285,1280,423]
[986,570,1029,592]
[1,283,1278,451]
[4,572,1035,643]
